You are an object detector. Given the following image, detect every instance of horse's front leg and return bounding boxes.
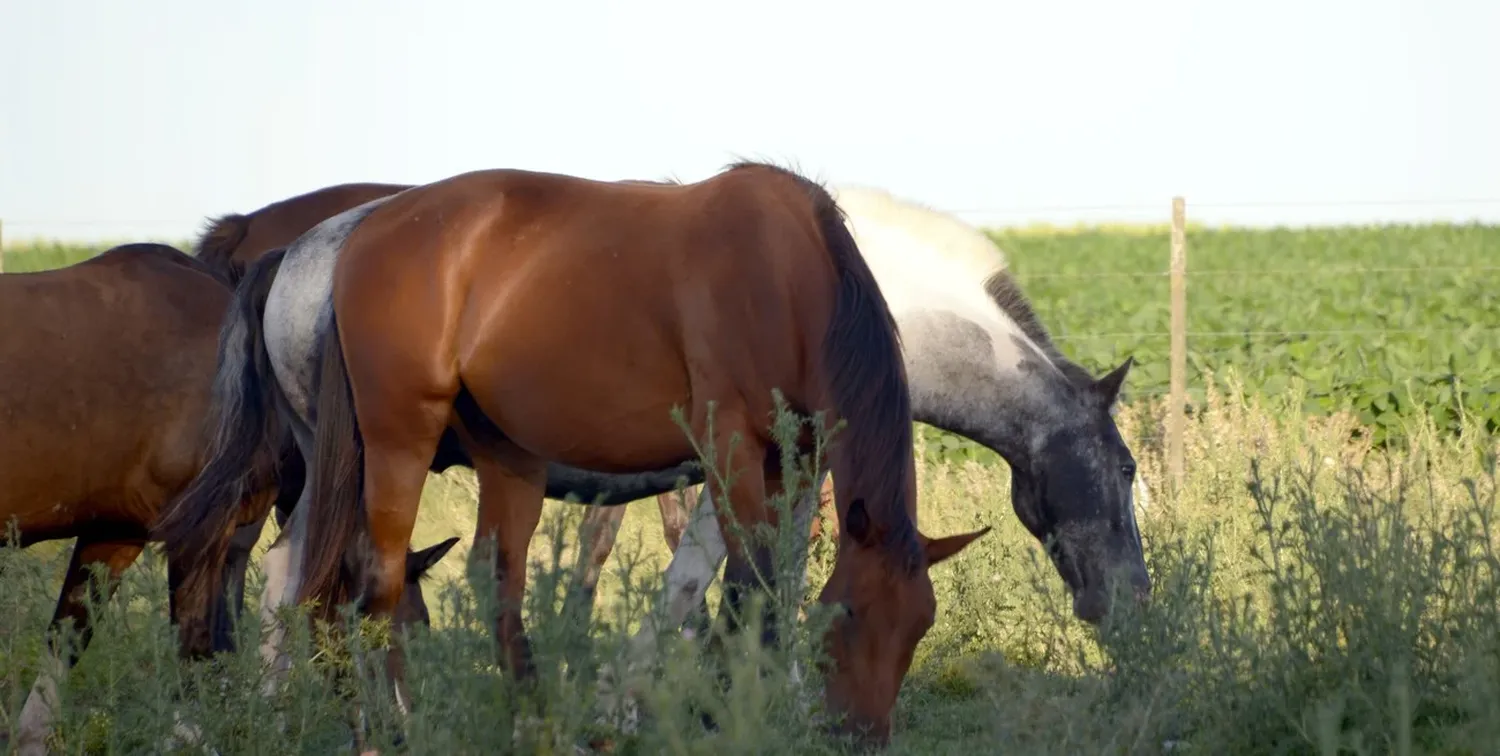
[17,536,144,756]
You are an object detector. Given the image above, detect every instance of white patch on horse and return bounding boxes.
[264,194,398,419]
[833,185,1034,376]
[257,490,310,698]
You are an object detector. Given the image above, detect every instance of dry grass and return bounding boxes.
[3,369,1497,754]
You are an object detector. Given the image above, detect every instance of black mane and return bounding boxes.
[981,269,1096,389]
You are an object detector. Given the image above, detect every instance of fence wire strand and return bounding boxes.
[4,202,1497,370]
[1054,327,1500,341]
[1016,265,1500,281]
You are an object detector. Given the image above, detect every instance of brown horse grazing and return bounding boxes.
[0,244,280,753]
[0,242,457,755]
[155,162,990,747]
[187,181,726,598]
[183,179,841,629]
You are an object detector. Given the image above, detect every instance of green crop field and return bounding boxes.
[998,224,1500,443]
[3,225,1499,754]
[8,221,1494,456]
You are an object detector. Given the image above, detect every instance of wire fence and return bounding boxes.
[3,197,1498,482]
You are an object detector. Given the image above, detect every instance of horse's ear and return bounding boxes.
[407,536,461,580]
[1091,356,1134,407]
[923,526,992,567]
[846,498,874,547]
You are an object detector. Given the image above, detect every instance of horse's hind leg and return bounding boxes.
[205,441,294,653]
[204,513,272,651]
[625,462,829,658]
[255,419,316,701]
[16,537,144,756]
[356,415,449,708]
[560,504,627,626]
[45,538,145,661]
[160,516,267,756]
[562,489,692,632]
[459,434,546,678]
[256,488,308,693]
[337,369,454,723]
[657,490,691,552]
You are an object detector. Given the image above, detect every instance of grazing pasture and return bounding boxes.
[3,222,1498,754]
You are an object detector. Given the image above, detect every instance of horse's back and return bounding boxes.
[343,164,832,286]
[831,184,1008,272]
[346,164,835,373]
[328,165,842,469]
[827,185,1008,318]
[235,182,413,264]
[0,244,234,543]
[0,243,230,336]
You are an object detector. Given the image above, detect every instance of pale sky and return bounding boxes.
[2,0,1497,243]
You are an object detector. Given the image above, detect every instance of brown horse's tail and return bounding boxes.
[152,247,289,648]
[294,305,369,619]
[800,175,921,555]
[193,213,252,273]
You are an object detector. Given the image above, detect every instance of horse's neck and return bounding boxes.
[897,304,1070,469]
[831,200,1071,468]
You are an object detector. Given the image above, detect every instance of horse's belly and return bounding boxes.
[452,239,809,472]
[0,396,168,542]
[0,463,151,545]
[457,324,700,473]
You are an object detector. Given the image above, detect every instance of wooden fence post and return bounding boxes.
[1167,197,1187,490]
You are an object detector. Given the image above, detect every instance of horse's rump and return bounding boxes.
[0,243,234,544]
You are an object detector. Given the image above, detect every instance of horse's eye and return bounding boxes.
[1121,463,1136,479]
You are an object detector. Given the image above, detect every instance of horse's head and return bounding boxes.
[815,498,989,747]
[1012,356,1150,624]
[392,537,461,629]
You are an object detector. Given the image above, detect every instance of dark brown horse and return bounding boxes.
[0,242,453,754]
[0,244,278,753]
[156,163,990,747]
